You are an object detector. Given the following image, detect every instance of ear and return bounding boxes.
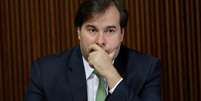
[120,28,125,42]
[77,27,81,40]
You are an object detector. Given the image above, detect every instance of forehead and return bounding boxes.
[82,5,120,28]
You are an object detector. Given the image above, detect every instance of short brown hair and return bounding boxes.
[74,0,128,28]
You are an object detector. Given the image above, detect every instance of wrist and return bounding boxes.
[105,68,122,89]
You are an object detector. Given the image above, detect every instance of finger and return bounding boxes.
[88,51,99,69]
[88,52,95,67]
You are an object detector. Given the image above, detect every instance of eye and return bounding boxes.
[105,28,116,33]
[108,29,115,33]
[87,28,97,33]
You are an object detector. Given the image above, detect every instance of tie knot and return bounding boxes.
[93,70,101,78]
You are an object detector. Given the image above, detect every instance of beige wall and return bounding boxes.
[0,0,200,101]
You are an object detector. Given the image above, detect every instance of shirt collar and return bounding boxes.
[82,56,94,80]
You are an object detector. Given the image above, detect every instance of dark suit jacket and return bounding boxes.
[25,45,160,101]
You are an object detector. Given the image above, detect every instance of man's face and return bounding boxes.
[77,5,124,60]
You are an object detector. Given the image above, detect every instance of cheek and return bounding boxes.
[107,35,123,48]
[110,40,121,49]
[80,34,95,45]
[79,34,96,57]
[79,33,96,52]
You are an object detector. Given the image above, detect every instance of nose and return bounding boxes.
[96,33,106,47]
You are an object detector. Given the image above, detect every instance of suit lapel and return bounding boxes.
[66,47,87,101]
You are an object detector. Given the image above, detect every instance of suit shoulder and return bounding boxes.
[32,46,80,67]
[125,47,160,80]
[127,48,159,64]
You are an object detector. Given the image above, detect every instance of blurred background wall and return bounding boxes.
[0,0,200,101]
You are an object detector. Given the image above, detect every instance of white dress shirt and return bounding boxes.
[82,57,123,101]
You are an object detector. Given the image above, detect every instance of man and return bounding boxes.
[25,0,160,101]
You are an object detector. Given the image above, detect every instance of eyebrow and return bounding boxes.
[85,24,117,29]
[85,24,96,28]
[106,26,117,29]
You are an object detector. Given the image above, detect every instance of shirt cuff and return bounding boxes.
[109,78,123,94]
